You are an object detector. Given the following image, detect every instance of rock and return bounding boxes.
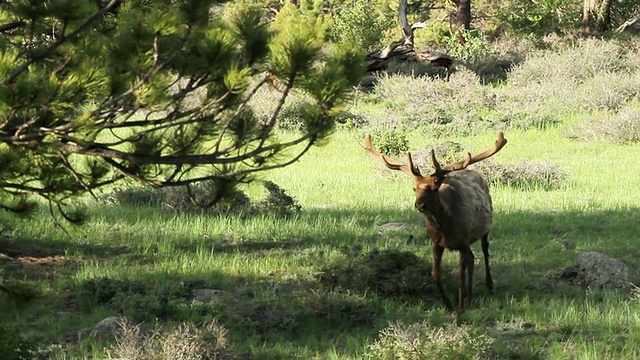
[90,316,126,340]
[191,288,225,303]
[554,251,630,291]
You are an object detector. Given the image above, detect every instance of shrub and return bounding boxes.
[445,28,491,65]
[257,181,301,218]
[0,321,37,360]
[508,39,630,87]
[563,106,640,144]
[110,319,231,360]
[499,38,640,118]
[410,140,466,172]
[327,0,395,51]
[368,130,409,157]
[100,185,164,207]
[100,180,300,218]
[78,277,190,321]
[365,320,495,360]
[162,182,252,215]
[472,159,569,190]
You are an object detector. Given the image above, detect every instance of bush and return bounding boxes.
[366,320,495,360]
[327,0,395,50]
[0,321,37,360]
[257,181,301,218]
[368,130,409,157]
[498,38,640,118]
[563,106,640,143]
[411,140,466,172]
[78,277,190,321]
[100,185,164,207]
[162,182,252,215]
[101,180,300,218]
[445,28,491,65]
[110,319,231,360]
[472,159,569,190]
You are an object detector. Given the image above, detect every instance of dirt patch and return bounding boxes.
[6,254,82,281]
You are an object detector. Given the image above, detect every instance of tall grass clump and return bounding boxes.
[501,38,640,117]
[360,70,498,136]
[366,321,495,360]
[472,159,569,190]
[110,319,231,360]
[564,106,640,143]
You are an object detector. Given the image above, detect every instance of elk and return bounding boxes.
[364,132,507,312]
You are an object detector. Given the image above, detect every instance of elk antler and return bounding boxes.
[364,134,421,176]
[441,131,508,171]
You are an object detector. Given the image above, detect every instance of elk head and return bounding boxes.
[364,132,507,213]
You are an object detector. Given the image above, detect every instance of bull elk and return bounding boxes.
[364,132,507,312]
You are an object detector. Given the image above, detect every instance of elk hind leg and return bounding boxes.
[481,233,494,294]
[467,248,475,307]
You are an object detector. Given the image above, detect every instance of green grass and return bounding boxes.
[1,128,640,359]
[2,37,640,359]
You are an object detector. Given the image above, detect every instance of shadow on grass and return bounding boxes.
[70,269,385,358]
[3,206,639,358]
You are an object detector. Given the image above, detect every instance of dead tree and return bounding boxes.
[364,0,454,78]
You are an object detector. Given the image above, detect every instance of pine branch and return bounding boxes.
[2,0,123,85]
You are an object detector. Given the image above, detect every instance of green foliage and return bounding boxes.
[445,28,490,64]
[0,0,363,221]
[258,181,302,218]
[368,130,409,157]
[366,321,495,360]
[490,0,582,36]
[0,321,38,360]
[328,0,396,50]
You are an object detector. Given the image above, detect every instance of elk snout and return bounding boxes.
[415,201,426,213]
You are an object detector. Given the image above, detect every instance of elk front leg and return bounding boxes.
[457,247,474,311]
[432,243,453,311]
[481,233,493,294]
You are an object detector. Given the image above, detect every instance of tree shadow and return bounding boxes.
[4,205,639,358]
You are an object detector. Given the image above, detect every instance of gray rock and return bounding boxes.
[554,251,630,291]
[191,288,225,303]
[90,316,126,340]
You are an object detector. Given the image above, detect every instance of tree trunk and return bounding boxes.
[451,0,471,30]
[583,0,613,31]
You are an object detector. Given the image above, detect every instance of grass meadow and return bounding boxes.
[1,37,640,359]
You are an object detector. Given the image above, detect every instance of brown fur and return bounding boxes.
[364,133,507,312]
[415,169,494,311]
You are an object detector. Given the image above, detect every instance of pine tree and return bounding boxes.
[0,0,364,220]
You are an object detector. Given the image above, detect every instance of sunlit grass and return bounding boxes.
[1,127,638,358]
